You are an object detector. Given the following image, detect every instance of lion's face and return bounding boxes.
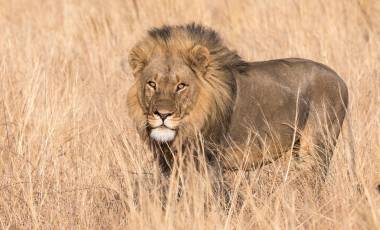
[138,54,201,142]
[126,31,234,145]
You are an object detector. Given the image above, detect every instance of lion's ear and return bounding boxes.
[126,46,148,75]
[189,45,210,74]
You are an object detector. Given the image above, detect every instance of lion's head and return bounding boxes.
[125,24,248,146]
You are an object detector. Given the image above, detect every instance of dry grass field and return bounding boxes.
[0,0,379,229]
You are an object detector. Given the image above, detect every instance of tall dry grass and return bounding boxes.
[0,0,379,229]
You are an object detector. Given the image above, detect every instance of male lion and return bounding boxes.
[125,23,348,183]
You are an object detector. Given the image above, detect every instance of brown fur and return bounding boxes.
[124,23,348,180]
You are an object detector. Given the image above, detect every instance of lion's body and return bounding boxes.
[125,24,348,179]
[224,58,348,171]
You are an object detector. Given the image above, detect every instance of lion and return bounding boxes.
[124,23,348,182]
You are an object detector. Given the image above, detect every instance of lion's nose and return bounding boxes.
[154,110,173,121]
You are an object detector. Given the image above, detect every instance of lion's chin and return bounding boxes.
[150,127,176,142]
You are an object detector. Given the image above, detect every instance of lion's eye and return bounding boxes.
[176,83,187,92]
[147,81,156,89]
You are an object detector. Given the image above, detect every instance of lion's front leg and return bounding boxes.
[156,153,173,177]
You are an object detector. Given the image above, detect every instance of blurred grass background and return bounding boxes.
[0,0,379,229]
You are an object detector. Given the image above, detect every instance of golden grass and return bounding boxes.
[0,0,379,229]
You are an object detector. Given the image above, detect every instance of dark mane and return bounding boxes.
[147,23,249,74]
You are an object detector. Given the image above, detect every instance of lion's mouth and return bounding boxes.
[150,126,176,142]
[148,116,180,130]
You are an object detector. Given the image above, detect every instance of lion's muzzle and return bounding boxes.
[148,108,180,142]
